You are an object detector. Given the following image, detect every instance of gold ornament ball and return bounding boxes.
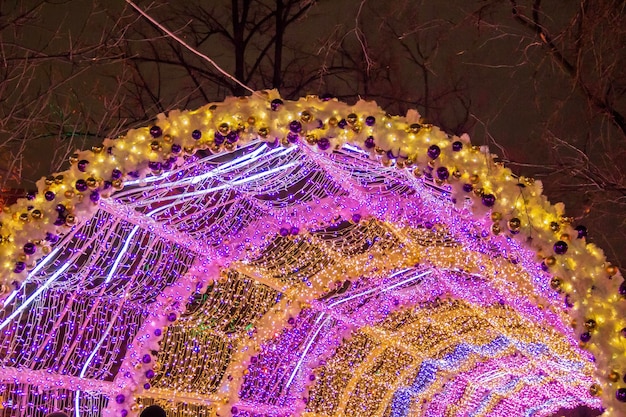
[409,123,421,134]
[606,265,618,276]
[258,127,269,138]
[328,117,338,127]
[347,113,358,125]
[91,145,104,153]
[224,142,235,151]
[608,370,620,383]
[86,177,98,189]
[589,384,602,396]
[163,134,173,143]
[490,212,502,222]
[19,213,29,222]
[413,168,422,178]
[560,233,570,241]
[64,190,75,199]
[508,217,521,231]
[69,154,79,164]
[452,170,462,180]
[469,174,480,184]
[305,134,318,145]
[491,224,501,235]
[218,123,230,135]
[300,111,312,123]
[473,187,484,197]
[550,277,562,290]
[112,180,123,190]
[549,221,560,232]
[45,176,55,185]
[584,319,597,331]
[150,141,161,151]
[54,175,64,184]
[31,210,43,220]
[544,256,557,267]
[65,215,77,226]
[247,116,256,125]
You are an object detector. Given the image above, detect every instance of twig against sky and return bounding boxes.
[124,0,259,97]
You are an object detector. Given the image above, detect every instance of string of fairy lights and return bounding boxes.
[0,92,623,416]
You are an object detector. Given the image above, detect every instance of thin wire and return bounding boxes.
[124,0,259,96]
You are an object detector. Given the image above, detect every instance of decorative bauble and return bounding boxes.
[23,242,36,255]
[364,136,375,149]
[150,141,161,151]
[31,210,42,220]
[575,225,588,239]
[469,174,480,184]
[490,212,502,222]
[65,215,76,226]
[149,125,162,138]
[508,218,521,233]
[589,384,602,396]
[300,111,312,123]
[427,145,440,159]
[584,319,597,331]
[436,167,449,181]
[491,224,501,235]
[452,141,463,151]
[258,127,269,138]
[44,191,56,201]
[481,194,496,207]
[365,116,376,126]
[549,221,560,232]
[318,137,331,151]
[580,332,591,343]
[609,370,620,383]
[75,180,88,192]
[346,113,358,125]
[77,160,89,172]
[553,240,568,255]
[270,98,283,110]
[617,388,626,402]
[289,120,302,133]
[544,256,556,267]
[191,129,202,140]
[550,277,562,290]
[606,265,618,277]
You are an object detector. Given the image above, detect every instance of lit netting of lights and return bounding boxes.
[0,91,624,417]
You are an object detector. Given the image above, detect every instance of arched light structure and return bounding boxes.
[0,91,624,417]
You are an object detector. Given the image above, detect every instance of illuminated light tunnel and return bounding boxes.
[0,91,624,417]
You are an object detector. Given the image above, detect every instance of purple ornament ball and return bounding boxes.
[317,137,331,151]
[436,167,449,180]
[191,129,202,140]
[365,116,376,126]
[364,136,375,149]
[23,242,36,255]
[616,388,626,402]
[142,354,152,364]
[270,99,283,111]
[481,193,496,207]
[115,394,125,404]
[575,225,588,239]
[149,125,162,138]
[553,240,568,255]
[427,145,441,159]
